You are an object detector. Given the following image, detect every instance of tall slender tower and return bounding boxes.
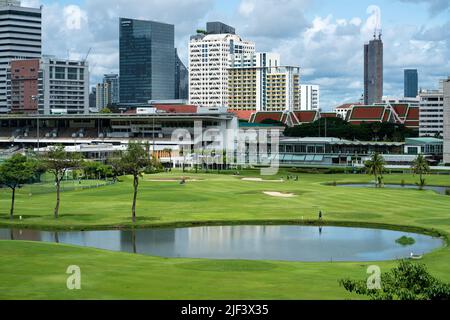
[364,31,383,105]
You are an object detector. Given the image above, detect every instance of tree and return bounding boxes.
[365,152,385,187]
[0,154,36,219]
[339,260,450,300]
[163,148,173,169]
[100,107,112,114]
[114,143,153,223]
[40,146,83,218]
[411,154,430,190]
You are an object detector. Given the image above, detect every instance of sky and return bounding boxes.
[21,0,450,110]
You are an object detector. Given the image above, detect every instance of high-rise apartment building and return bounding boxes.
[189,23,255,107]
[119,18,175,104]
[228,52,300,112]
[444,77,450,164]
[103,73,119,104]
[300,85,320,111]
[364,33,383,105]
[96,82,109,110]
[0,1,41,112]
[419,88,444,137]
[96,74,119,109]
[404,69,418,98]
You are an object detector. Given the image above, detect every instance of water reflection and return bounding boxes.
[0,226,444,262]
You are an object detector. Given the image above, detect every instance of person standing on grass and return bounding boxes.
[319,210,323,221]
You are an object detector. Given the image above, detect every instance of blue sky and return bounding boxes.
[24,0,450,110]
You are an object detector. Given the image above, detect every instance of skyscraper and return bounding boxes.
[0,1,41,112]
[119,18,175,104]
[175,49,188,100]
[364,32,383,105]
[404,69,418,98]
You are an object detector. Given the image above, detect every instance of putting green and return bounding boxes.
[0,171,449,299]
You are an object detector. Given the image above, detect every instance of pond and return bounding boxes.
[336,183,449,195]
[0,225,444,262]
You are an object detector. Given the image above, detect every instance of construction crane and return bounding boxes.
[84,47,92,62]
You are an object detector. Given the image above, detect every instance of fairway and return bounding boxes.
[0,171,449,299]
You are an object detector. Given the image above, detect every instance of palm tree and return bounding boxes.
[163,148,172,169]
[365,153,385,188]
[411,154,430,190]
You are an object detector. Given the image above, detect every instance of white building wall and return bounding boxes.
[300,84,320,111]
[0,3,41,112]
[419,89,444,137]
[189,33,255,107]
[443,78,450,164]
[39,57,89,115]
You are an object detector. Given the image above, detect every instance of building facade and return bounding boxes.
[444,78,450,164]
[419,89,444,137]
[119,18,175,104]
[7,57,89,115]
[0,1,41,113]
[7,59,39,113]
[404,69,418,98]
[189,25,255,107]
[96,82,109,110]
[228,52,300,112]
[206,22,235,35]
[38,56,89,115]
[300,84,319,111]
[175,50,188,100]
[103,73,119,104]
[96,74,119,110]
[364,33,383,105]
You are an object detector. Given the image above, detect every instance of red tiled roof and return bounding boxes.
[320,112,337,118]
[293,111,317,123]
[382,109,391,122]
[253,112,283,123]
[392,104,408,118]
[154,104,198,114]
[349,106,385,121]
[228,109,255,120]
[406,106,419,121]
[404,106,419,128]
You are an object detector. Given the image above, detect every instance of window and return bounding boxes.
[55,67,65,79]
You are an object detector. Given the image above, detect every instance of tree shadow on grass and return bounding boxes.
[0,214,43,221]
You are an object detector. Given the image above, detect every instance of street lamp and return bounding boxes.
[31,95,41,150]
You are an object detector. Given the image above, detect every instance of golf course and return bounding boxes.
[0,170,449,300]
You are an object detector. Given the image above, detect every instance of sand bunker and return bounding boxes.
[263,191,296,198]
[241,178,284,182]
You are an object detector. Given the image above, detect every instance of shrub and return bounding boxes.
[395,236,416,246]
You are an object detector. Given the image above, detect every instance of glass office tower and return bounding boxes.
[119,18,175,103]
[404,69,418,98]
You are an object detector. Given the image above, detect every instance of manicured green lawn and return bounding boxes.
[0,170,449,299]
